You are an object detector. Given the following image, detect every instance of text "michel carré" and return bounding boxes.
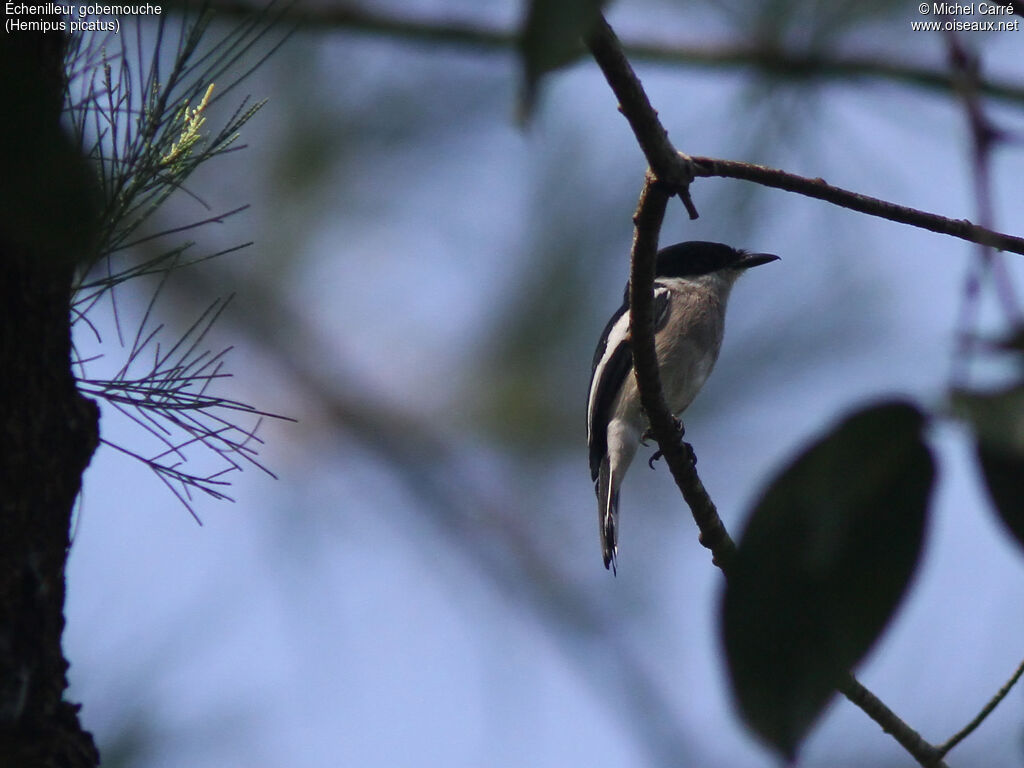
[931,2,1014,12]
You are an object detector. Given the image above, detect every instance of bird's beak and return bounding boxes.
[738,252,780,269]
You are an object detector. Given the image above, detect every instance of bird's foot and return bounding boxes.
[647,418,694,469]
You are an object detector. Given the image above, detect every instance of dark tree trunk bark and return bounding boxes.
[0,26,102,768]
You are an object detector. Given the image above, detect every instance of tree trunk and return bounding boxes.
[0,27,102,768]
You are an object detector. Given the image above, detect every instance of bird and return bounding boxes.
[586,241,779,571]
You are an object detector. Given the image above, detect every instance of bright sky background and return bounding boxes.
[64,2,1024,767]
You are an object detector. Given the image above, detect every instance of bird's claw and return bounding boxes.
[647,441,697,469]
[646,419,694,469]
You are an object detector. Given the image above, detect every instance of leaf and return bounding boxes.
[953,386,1024,551]
[518,0,609,120]
[721,400,935,759]
[976,446,1024,549]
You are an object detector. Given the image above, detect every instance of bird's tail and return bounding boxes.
[597,458,619,574]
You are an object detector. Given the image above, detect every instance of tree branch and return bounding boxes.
[586,18,697,218]
[935,655,1024,761]
[945,30,1022,388]
[627,169,952,768]
[594,13,952,764]
[627,174,734,567]
[837,673,948,767]
[193,1,1024,107]
[690,155,1024,255]
[585,14,1024,258]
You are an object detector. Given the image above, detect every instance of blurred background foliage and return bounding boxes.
[61,0,1024,766]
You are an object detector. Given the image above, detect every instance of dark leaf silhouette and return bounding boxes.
[721,400,935,758]
[954,386,1024,552]
[519,0,608,118]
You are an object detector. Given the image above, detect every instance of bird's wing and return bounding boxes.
[587,286,672,482]
[588,302,631,482]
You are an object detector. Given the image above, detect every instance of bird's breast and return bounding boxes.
[655,288,726,414]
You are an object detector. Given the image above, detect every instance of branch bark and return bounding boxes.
[590,13,952,766]
[690,155,1024,256]
[627,167,952,768]
[586,16,1024,257]
[837,673,947,767]
[586,18,699,218]
[626,175,734,568]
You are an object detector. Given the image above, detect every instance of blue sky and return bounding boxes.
[65,3,1024,766]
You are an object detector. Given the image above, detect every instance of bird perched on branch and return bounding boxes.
[587,241,779,572]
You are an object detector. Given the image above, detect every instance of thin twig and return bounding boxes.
[947,33,993,385]
[936,655,1024,760]
[935,31,1024,753]
[837,673,948,767]
[945,30,1021,388]
[690,155,1024,256]
[115,204,252,250]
